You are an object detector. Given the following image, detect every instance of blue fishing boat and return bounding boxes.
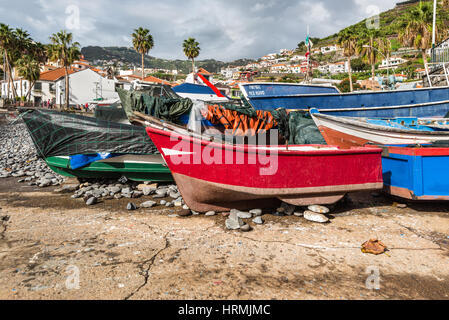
[174,71,230,103]
[239,82,449,118]
[381,144,449,200]
[173,83,229,103]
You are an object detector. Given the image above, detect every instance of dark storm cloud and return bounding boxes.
[0,0,395,61]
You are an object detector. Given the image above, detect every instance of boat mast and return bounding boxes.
[432,0,437,49]
[305,25,313,83]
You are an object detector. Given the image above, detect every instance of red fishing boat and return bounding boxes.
[142,117,383,212]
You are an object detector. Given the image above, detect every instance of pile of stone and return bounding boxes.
[0,121,64,187]
[225,209,264,232]
[63,178,187,209]
[223,203,330,231]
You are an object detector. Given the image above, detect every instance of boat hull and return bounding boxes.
[240,83,449,117]
[311,113,449,148]
[173,83,229,103]
[145,126,383,212]
[382,146,449,200]
[46,154,173,182]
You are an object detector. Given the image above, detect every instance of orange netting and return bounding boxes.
[202,104,278,136]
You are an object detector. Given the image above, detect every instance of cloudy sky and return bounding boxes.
[0,0,397,61]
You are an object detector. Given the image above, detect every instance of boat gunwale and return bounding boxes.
[239,82,449,98]
[145,125,382,157]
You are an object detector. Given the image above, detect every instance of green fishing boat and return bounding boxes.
[45,154,173,182]
[20,108,174,182]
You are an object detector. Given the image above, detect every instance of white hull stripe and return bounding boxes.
[162,148,195,156]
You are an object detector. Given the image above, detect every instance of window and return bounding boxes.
[34,82,42,91]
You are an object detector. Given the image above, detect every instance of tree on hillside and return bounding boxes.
[378,37,392,69]
[338,75,361,93]
[442,0,449,10]
[183,38,200,74]
[132,27,154,80]
[296,41,306,53]
[337,28,357,92]
[351,57,369,72]
[48,30,81,110]
[357,29,381,83]
[398,1,441,73]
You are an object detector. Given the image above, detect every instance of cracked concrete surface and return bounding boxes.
[0,179,448,300]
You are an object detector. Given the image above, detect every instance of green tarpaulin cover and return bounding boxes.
[21,109,158,158]
[117,88,193,124]
[94,104,129,124]
[288,111,326,145]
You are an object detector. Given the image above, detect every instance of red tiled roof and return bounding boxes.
[143,75,173,86]
[197,68,212,75]
[39,68,76,81]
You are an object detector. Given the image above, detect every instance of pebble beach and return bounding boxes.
[0,112,448,299]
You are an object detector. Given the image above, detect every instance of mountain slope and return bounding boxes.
[81,46,254,74]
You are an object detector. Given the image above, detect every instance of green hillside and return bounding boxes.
[314,1,449,47]
[81,46,254,74]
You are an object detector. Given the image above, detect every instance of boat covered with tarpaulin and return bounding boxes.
[20,108,173,182]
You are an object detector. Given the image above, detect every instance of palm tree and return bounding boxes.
[16,56,40,102]
[398,1,440,73]
[13,28,32,99]
[132,27,154,80]
[378,37,392,61]
[49,30,81,110]
[378,37,392,70]
[337,29,357,92]
[357,29,380,83]
[183,38,200,74]
[16,42,47,102]
[0,24,18,99]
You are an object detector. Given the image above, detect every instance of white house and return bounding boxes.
[245,63,260,70]
[270,64,288,73]
[288,65,303,74]
[56,69,118,106]
[1,79,30,100]
[380,57,408,69]
[318,65,330,74]
[291,55,306,62]
[259,60,274,68]
[261,53,277,61]
[275,57,287,63]
[321,45,339,54]
[328,61,349,74]
[280,49,293,56]
[221,67,240,79]
[1,68,73,105]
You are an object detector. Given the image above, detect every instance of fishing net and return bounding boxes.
[202,104,278,136]
[20,108,158,158]
[219,95,257,117]
[288,111,327,145]
[117,88,193,124]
